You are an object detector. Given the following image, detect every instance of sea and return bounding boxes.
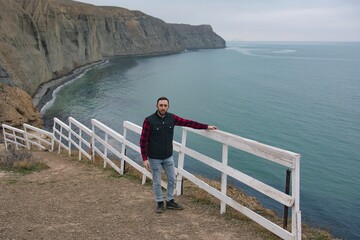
[41,41,360,239]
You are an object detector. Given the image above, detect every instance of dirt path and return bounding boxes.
[0,150,275,240]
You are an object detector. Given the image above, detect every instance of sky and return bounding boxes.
[77,0,360,42]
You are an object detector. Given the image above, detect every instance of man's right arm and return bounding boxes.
[140,118,151,171]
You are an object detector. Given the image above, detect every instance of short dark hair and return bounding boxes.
[157,97,169,105]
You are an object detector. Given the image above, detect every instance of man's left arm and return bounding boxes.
[174,114,217,130]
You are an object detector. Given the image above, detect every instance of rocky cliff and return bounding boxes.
[170,24,225,49]
[0,83,43,129]
[0,0,225,128]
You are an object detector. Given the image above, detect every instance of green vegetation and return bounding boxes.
[0,83,4,93]
[0,148,49,174]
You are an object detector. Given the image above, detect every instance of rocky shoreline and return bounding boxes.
[33,59,107,112]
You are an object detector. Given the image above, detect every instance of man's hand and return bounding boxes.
[143,160,151,171]
[207,125,218,130]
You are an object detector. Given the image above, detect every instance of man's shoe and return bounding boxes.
[155,201,164,213]
[166,199,184,210]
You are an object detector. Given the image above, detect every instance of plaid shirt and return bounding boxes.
[140,113,208,161]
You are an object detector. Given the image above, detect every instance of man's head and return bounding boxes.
[156,97,169,117]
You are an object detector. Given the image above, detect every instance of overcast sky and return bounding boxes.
[77,0,360,42]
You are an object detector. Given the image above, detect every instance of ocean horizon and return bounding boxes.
[42,41,360,239]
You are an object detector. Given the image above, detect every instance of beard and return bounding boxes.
[158,109,167,117]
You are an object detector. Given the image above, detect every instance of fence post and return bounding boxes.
[57,125,62,154]
[13,129,19,150]
[220,144,228,214]
[35,129,40,150]
[120,127,127,175]
[283,169,291,229]
[91,121,95,162]
[23,125,31,150]
[78,129,82,160]
[68,120,72,156]
[2,126,9,151]
[176,128,187,195]
[2,126,8,150]
[103,133,108,168]
[51,120,56,152]
[292,155,301,240]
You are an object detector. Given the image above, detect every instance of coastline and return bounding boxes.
[32,59,107,111]
[31,50,184,112]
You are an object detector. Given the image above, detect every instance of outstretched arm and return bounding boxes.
[174,114,218,130]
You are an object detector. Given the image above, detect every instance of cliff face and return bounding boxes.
[170,24,226,49]
[0,0,225,96]
[0,0,225,128]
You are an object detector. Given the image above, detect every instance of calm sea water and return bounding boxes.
[42,41,360,239]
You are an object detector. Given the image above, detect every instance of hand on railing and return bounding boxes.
[207,125,218,130]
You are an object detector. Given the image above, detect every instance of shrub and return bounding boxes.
[0,148,49,173]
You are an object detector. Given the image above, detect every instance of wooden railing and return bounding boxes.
[2,117,301,240]
[2,123,53,151]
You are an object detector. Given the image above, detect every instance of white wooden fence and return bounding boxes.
[2,117,301,240]
[2,123,53,151]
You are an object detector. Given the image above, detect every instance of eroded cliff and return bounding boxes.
[170,24,226,49]
[0,83,43,129]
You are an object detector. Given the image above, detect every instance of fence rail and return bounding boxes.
[24,123,53,151]
[67,117,92,161]
[2,117,301,240]
[2,124,28,150]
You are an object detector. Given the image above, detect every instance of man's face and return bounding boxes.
[157,100,169,117]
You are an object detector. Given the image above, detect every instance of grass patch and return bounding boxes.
[0,148,49,174]
[5,179,19,184]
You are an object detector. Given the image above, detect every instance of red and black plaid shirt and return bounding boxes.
[140,113,208,161]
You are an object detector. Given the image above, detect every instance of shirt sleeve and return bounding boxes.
[139,118,150,161]
[173,114,208,129]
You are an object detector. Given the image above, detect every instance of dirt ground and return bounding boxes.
[0,149,277,240]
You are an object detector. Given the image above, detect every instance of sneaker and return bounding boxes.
[166,199,184,210]
[155,201,164,213]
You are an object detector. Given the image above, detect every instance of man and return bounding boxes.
[140,97,217,213]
